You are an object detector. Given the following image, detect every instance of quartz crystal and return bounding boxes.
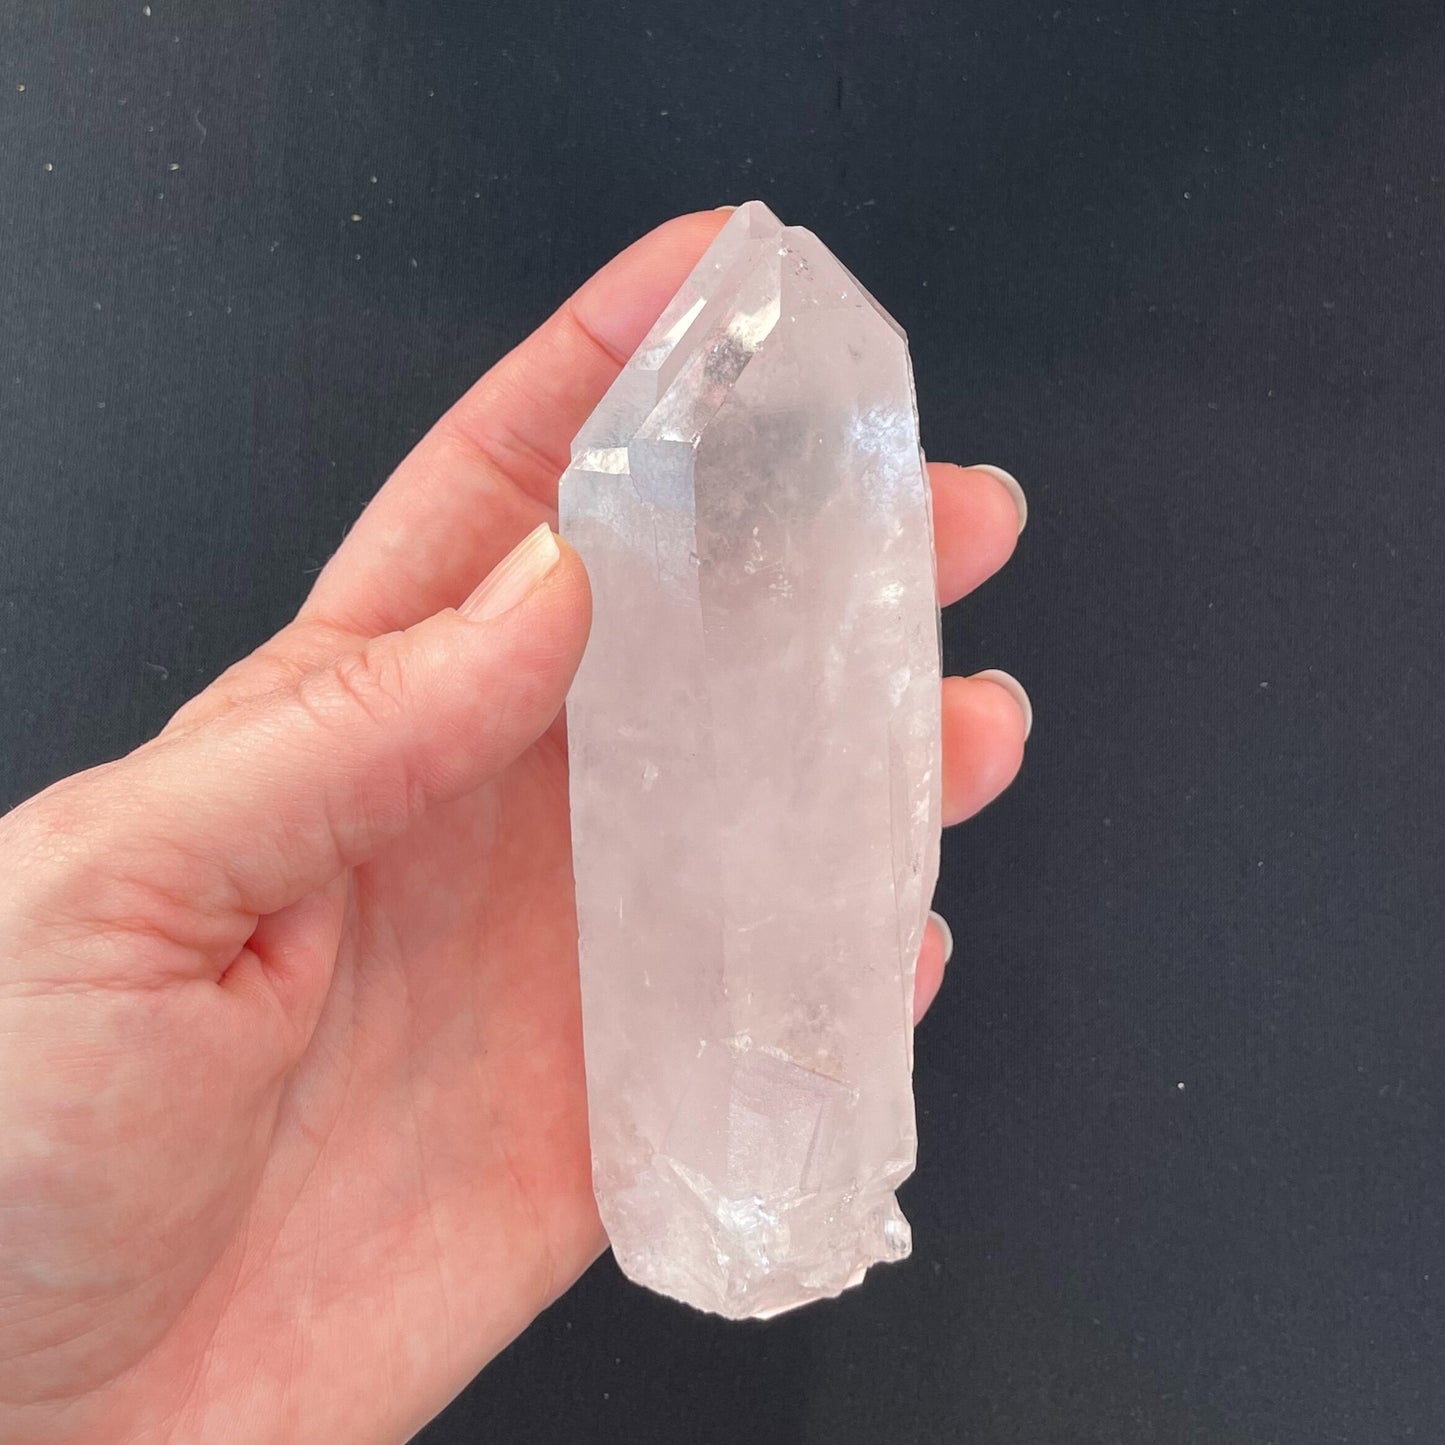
[559,200,941,1319]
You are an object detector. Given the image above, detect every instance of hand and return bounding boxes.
[0,210,1029,1444]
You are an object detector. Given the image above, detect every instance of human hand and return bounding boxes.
[0,210,1029,1444]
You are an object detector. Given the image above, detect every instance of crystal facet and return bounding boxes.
[559,201,941,1319]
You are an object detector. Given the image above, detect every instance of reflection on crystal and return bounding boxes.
[560,201,941,1319]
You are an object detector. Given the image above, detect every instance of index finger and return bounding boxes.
[302,209,733,637]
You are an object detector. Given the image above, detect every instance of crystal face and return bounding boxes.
[559,201,941,1319]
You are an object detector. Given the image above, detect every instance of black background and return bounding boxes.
[4,3,1444,1441]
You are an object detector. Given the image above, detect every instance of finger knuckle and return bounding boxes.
[165,619,360,737]
[309,637,411,736]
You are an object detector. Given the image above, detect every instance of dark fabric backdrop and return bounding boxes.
[4,3,1444,1442]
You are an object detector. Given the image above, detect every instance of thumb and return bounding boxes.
[27,524,589,961]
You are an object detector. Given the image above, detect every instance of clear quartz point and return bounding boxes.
[559,200,941,1319]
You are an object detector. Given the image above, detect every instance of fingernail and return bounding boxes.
[970,464,1028,535]
[714,203,739,212]
[971,668,1033,740]
[461,524,560,621]
[928,910,954,965]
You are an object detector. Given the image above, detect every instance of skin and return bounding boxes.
[0,210,1027,1445]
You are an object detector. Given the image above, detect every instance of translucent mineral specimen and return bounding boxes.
[559,200,940,1318]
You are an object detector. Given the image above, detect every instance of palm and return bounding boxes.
[291,728,597,1302]
[199,724,600,1428]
